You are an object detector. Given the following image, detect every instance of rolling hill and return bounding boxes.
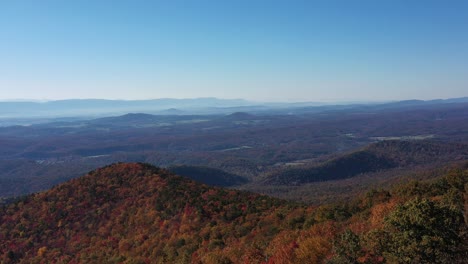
[260,140,468,185]
[0,163,298,263]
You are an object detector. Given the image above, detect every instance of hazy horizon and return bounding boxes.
[0,96,466,105]
[1,1,467,101]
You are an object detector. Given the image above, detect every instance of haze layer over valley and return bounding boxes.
[1,98,467,204]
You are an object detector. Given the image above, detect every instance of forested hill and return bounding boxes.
[261,140,468,185]
[1,163,467,263]
[0,163,299,263]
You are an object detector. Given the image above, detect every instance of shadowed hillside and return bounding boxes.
[261,140,468,185]
[168,165,248,187]
[262,151,397,185]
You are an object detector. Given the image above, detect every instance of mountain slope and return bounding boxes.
[0,163,300,263]
[0,162,466,263]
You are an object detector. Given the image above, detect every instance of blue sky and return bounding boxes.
[0,0,467,102]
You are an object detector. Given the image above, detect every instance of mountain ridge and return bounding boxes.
[260,140,468,185]
[2,97,468,119]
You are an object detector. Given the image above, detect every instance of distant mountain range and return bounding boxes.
[1,97,467,119]
[0,98,253,118]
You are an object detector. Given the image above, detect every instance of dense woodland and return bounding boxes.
[168,165,248,187]
[0,162,466,263]
[262,140,468,184]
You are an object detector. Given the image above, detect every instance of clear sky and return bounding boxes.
[0,0,467,102]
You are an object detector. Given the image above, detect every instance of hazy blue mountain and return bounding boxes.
[2,97,468,124]
[0,98,253,118]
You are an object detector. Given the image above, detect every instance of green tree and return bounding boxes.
[383,198,464,263]
[331,229,361,264]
